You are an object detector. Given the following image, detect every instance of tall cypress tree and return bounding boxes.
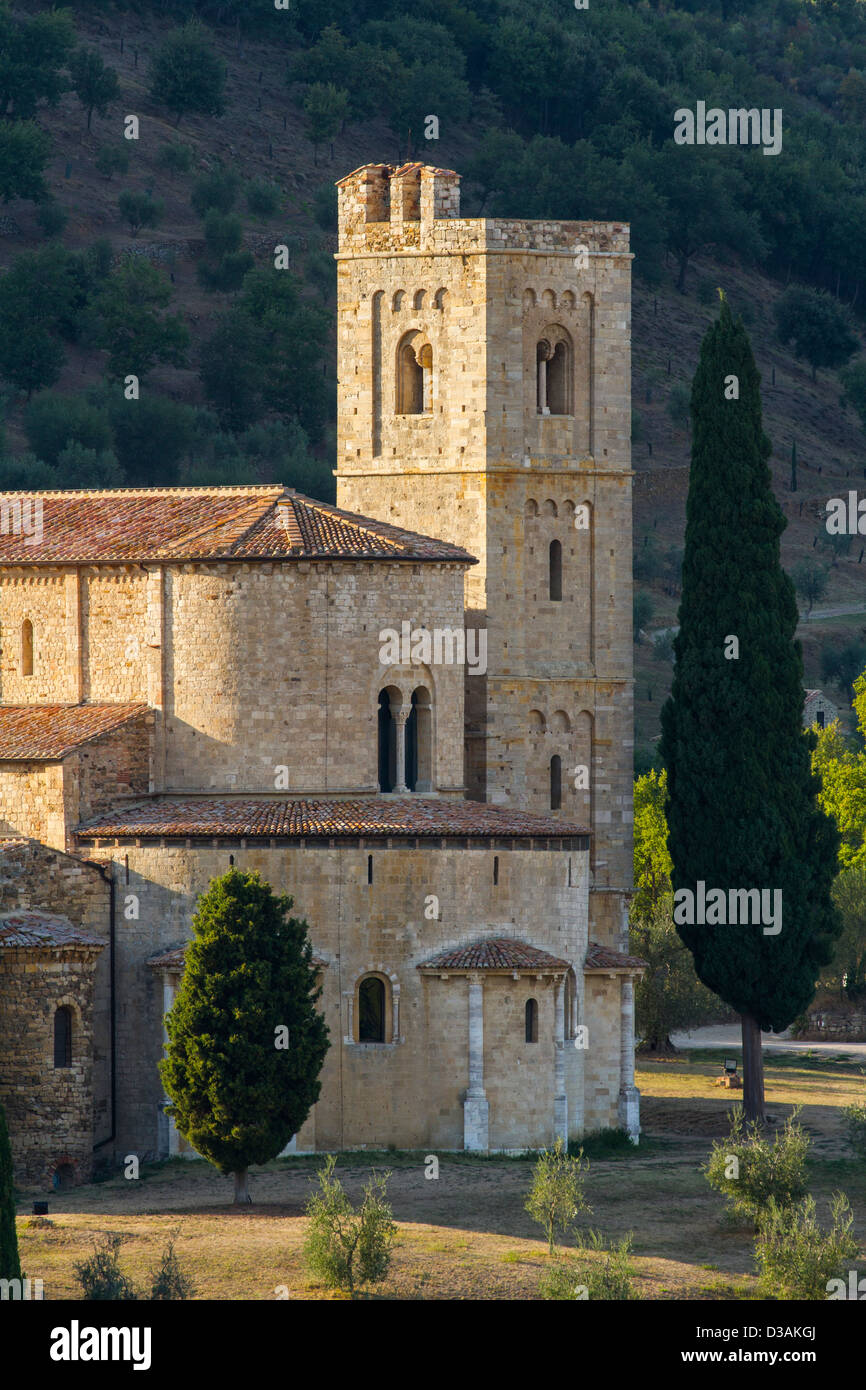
[160,870,329,1204]
[0,1100,21,1281]
[660,297,841,1120]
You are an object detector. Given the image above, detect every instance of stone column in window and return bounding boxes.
[393,705,410,794]
[161,975,180,1157]
[463,973,489,1151]
[419,343,433,413]
[554,976,567,1143]
[617,977,640,1141]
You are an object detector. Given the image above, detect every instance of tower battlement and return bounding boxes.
[336,162,630,257]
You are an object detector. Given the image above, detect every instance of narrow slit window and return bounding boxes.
[54,1007,72,1068]
[525,998,538,1044]
[21,619,33,676]
[550,755,562,811]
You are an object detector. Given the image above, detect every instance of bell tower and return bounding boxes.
[335,162,634,954]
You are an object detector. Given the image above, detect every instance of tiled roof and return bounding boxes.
[0,910,104,950]
[584,942,647,973]
[76,797,589,842]
[418,938,572,972]
[0,703,149,760]
[0,487,475,566]
[147,942,326,971]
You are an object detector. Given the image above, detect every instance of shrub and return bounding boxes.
[524,1136,591,1255]
[191,166,240,217]
[24,392,113,465]
[704,1108,810,1223]
[148,1232,195,1300]
[202,211,243,259]
[75,1233,137,1301]
[118,191,163,238]
[197,251,254,294]
[303,1155,397,1296]
[246,179,281,218]
[312,180,338,232]
[653,630,675,664]
[539,1232,639,1300]
[95,145,129,180]
[157,142,194,174]
[666,382,691,426]
[574,1128,637,1160]
[755,1194,858,1299]
[36,202,67,239]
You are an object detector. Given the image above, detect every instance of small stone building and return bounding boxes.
[0,162,642,1184]
[0,910,104,1186]
[803,689,838,731]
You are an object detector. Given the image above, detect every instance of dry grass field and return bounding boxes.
[14,1050,866,1300]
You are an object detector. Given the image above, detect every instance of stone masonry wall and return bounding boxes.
[0,840,112,1152]
[0,946,103,1187]
[335,165,634,957]
[81,840,591,1159]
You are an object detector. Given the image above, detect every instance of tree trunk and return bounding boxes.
[232,1169,251,1205]
[741,1013,765,1123]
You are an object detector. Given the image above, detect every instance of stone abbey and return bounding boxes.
[0,162,642,1186]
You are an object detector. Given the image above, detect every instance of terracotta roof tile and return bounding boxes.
[584,942,647,973]
[0,910,104,950]
[77,796,588,842]
[0,487,475,566]
[147,942,326,971]
[418,938,571,973]
[0,703,149,760]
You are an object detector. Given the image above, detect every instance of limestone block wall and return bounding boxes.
[83,839,589,1159]
[161,560,467,794]
[582,975,622,1133]
[0,946,103,1186]
[81,570,150,703]
[335,173,635,953]
[0,718,151,853]
[0,761,66,849]
[0,571,79,703]
[0,840,112,1148]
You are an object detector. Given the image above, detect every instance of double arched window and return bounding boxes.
[536,328,573,416]
[397,332,433,415]
[378,685,432,793]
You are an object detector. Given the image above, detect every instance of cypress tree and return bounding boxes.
[160,869,329,1204]
[791,440,797,493]
[0,1101,21,1281]
[660,297,841,1121]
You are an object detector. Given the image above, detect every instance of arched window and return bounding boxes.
[397,333,432,415]
[549,539,562,601]
[550,754,562,811]
[21,619,33,677]
[359,976,386,1043]
[54,1007,72,1068]
[409,685,432,791]
[525,998,539,1043]
[548,341,570,414]
[537,328,573,415]
[378,689,396,792]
